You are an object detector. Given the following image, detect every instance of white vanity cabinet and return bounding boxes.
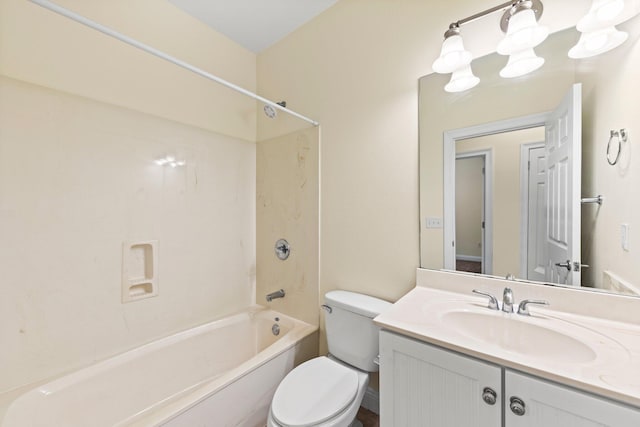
[380,331,640,427]
[379,330,501,426]
[505,370,640,427]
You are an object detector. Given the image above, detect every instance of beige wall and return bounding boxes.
[0,0,256,140]
[256,127,320,328]
[0,0,259,402]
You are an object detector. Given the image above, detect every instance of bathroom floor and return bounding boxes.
[456,259,482,273]
[356,407,380,427]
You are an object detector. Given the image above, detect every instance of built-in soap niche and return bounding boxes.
[122,240,158,303]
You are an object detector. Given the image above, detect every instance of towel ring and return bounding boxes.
[607,129,627,165]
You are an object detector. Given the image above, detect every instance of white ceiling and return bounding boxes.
[168,0,338,53]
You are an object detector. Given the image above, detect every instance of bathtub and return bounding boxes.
[2,307,317,427]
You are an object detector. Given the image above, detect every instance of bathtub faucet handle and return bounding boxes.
[266,289,286,302]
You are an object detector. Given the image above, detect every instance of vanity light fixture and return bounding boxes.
[496,3,548,55]
[432,25,479,92]
[499,47,545,78]
[569,0,628,59]
[497,1,548,78]
[432,0,547,90]
[582,0,625,24]
[432,26,473,74]
[432,0,631,91]
[445,64,481,93]
[568,27,628,58]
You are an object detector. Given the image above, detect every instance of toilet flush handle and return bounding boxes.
[321,304,332,314]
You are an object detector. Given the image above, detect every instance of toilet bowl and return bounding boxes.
[266,356,368,427]
[266,291,391,427]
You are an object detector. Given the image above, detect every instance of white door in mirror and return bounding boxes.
[544,83,582,286]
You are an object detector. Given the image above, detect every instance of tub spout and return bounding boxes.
[266,289,285,302]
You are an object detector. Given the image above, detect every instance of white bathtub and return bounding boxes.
[2,307,317,427]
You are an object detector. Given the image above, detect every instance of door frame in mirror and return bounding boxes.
[520,141,546,280]
[443,111,551,271]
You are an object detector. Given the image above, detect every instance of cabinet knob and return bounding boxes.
[482,387,497,405]
[509,396,526,416]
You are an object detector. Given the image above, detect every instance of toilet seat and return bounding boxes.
[271,357,359,427]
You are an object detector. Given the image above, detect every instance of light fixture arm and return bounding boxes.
[453,0,515,28]
[443,0,543,37]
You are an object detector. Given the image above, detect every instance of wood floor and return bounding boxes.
[456,259,482,273]
[356,407,380,427]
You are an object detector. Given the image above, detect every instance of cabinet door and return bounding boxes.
[380,331,501,427]
[505,370,640,427]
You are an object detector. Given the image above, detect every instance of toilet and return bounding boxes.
[267,290,391,427]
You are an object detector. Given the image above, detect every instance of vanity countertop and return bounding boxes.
[375,284,640,408]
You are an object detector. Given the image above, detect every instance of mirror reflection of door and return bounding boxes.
[544,84,582,286]
[446,85,582,284]
[455,153,490,274]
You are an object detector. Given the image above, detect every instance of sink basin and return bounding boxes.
[442,310,597,363]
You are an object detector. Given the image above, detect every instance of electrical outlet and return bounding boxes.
[621,223,630,251]
[426,217,443,229]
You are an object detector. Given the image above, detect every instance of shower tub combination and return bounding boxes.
[2,307,317,427]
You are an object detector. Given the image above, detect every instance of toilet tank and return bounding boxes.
[323,291,392,372]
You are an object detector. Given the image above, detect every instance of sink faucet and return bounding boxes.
[502,287,514,313]
[266,289,285,302]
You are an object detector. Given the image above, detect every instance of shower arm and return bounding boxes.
[27,0,320,127]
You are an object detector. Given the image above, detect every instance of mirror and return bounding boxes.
[444,83,583,286]
[420,13,640,296]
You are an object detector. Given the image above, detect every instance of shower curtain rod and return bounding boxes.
[28,0,320,127]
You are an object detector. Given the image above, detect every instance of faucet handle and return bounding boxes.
[472,289,500,310]
[517,299,549,316]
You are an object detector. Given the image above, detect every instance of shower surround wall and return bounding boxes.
[0,76,256,397]
[256,128,320,328]
[0,0,259,409]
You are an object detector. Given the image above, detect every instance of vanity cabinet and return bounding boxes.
[379,330,501,426]
[505,370,640,427]
[379,331,640,427]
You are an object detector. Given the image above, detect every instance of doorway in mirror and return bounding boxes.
[455,152,491,275]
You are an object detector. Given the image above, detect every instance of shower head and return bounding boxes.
[264,104,277,119]
[263,101,287,119]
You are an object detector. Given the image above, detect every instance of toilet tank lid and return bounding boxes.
[324,291,392,318]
